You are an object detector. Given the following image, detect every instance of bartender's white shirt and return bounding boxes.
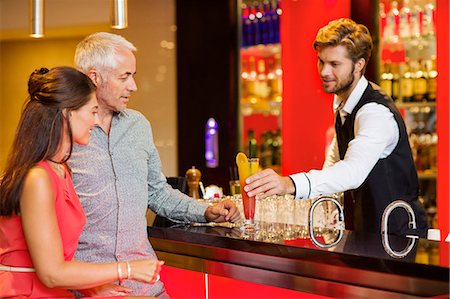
[290,76,400,199]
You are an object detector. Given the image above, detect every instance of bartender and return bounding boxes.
[244,18,428,238]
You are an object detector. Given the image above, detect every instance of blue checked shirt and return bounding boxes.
[68,109,208,296]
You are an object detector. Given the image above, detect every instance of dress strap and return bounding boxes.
[0,263,35,272]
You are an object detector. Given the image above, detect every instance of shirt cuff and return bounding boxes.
[290,173,311,199]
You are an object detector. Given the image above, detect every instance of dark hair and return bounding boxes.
[313,18,373,74]
[0,66,95,216]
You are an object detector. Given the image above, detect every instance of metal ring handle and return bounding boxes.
[308,195,345,248]
[381,200,418,259]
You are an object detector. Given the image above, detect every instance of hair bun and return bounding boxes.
[35,67,49,75]
[29,67,51,101]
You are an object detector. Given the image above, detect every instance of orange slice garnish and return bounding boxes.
[236,152,248,165]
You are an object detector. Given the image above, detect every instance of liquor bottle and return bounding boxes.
[412,59,428,102]
[399,0,412,41]
[386,1,400,44]
[272,53,283,97]
[240,57,253,115]
[379,2,387,41]
[271,129,282,167]
[273,0,282,43]
[391,62,400,102]
[426,56,437,102]
[241,56,258,115]
[380,61,393,97]
[250,4,261,45]
[241,3,251,47]
[205,118,219,168]
[408,0,423,62]
[248,129,258,158]
[256,58,270,102]
[399,59,414,102]
[256,1,268,45]
[422,0,435,37]
[264,0,275,44]
[260,131,273,168]
[422,0,436,60]
[247,3,256,47]
[268,52,282,115]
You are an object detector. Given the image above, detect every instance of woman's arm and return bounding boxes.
[20,166,161,289]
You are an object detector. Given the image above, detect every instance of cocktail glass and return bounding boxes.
[236,153,259,232]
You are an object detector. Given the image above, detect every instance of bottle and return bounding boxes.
[269,52,282,115]
[399,59,414,102]
[422,0,436,59]
[205,118,219,168]
[255,1,268,45]
[426,56,437,102]
[248,129,258,158]
[408,0,423,62]
[255,58,270,111]
[264,0,275,44]
[391,62,400,102]
[380,61,393,97]
[247,3,256,46]
[273,0,282,43]
[386,1,400,44]
[271,129,282,167]
[412,59,428,102]
[399,0,412,41]
[260,131,273,168]
[185,166,201,199]
[379,2,387,42]
[241,56,258,115]
[241,3,251,47]
[250,3,261,45]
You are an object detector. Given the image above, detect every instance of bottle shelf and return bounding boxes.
[418,171,437,180]
[396,101,436,109]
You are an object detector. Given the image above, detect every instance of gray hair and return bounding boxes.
[75,32,137,75]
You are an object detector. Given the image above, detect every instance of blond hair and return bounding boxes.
[313,18,373,73]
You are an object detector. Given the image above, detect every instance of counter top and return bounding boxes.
[148,221,449,298]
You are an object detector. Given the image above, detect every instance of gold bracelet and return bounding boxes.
[126,261,131,279]
[117,262,124,283]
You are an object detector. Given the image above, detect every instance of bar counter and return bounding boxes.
[148,221,449,298]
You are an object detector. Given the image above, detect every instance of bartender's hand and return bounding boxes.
[205,198,241,223]
[245,168,295,200]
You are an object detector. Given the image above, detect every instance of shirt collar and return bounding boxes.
[115,109,130,118]
[333,76,368,114]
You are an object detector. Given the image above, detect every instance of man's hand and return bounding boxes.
[205,198,241,223]
[79,284,132,297]
[245,168,295,200]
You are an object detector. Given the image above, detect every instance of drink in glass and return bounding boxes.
[236,152,259,231]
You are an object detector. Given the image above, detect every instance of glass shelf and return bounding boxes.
[396,101,437,109]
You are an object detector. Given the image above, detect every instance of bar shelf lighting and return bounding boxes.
[111,0,128,29]
[29,0,44,38]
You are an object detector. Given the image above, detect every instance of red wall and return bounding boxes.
[280,0,351,175]
[436,0,450,253]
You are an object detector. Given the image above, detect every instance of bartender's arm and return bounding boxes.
[245,103,398,200]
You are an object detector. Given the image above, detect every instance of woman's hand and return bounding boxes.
[128,259,164,284]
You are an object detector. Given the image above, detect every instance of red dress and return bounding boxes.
[0,161,86,298]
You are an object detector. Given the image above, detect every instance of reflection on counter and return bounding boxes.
[161,193,448,267]
[160,218,446,267]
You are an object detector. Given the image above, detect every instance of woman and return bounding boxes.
[0,67,163,298]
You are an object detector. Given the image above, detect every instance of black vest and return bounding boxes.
[335,82,428,237]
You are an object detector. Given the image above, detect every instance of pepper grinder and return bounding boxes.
[185,166,201,199]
